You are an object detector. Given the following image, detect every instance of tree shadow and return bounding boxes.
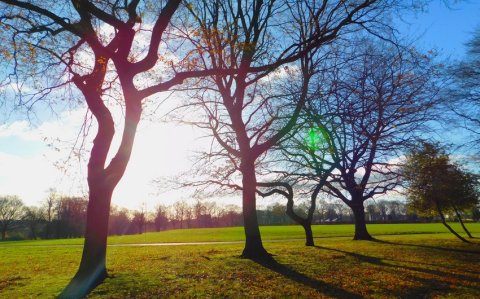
[314,246,479,285]
[372,239,480,255]
[251,255,363,299]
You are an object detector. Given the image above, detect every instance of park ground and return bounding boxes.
[0,223,479,298]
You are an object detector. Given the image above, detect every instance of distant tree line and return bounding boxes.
[1,193,478,241]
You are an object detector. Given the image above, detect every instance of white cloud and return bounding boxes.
[0,151,60,206]
[0,104,214,210]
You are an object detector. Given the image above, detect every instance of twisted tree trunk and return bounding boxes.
[59,81,142,297]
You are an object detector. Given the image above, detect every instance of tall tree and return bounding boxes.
[0,195,24,240]
[178,0,399,259]
[402,142,479,242]
[0,0,250,296]
[43,190,58,239]
[304,40,440,240]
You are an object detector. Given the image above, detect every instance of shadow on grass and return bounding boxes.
[314,245,478,297]
[251,255,363,299]
[371,238,480,255]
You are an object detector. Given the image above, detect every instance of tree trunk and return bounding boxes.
[351,203,373,240]
[241,162,269,259]
[436,203,469,243]
[58,186,113,298]
[303,224,314,246]
[453,205,473,238]
[59,89,141,298]
[285,190,315,247]
[1,228,5,240]
[45,222,50,239]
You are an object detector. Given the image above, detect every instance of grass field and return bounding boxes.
[1,223,479,298]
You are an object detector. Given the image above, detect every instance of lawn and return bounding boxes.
[0,224,479,298]
[3,222,480,246]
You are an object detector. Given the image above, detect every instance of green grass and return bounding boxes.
[1,224,479,298]
[2,222,479,246]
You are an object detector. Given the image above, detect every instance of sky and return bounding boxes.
[1,2,479,210]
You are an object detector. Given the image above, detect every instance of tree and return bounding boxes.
[43,190,58,239]
[23,206,45,240]
[172,200,188,229]
[55,196,88,238]
[178,0,399,259]
[441,163,479,238]
[304,40,440,240]
[0,195,24,240]
[257,105,339,246]
[257,182,322,246]
[108,207,131,236]
[153,204,169,231]
[0,1,236,295]
[402,142,479,242]
[217,204,242,227]
[448,28,480,152]
[131,210,146,234]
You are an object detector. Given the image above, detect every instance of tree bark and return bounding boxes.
[351,203,373,240]
[436,202,469,243]
[453,205,473,238]
[303,224,314,246]
[285,193,315,247]
[58,187,112,298]
[241,161,269,259]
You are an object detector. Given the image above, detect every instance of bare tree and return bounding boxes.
[109,206,131,236]
[176,0,398,259]
[153,204,169,231]
[173,200,188,229]
[301,39,441,240]
[0,195,24,240]
[55,196,88,238]
[0,1,245,295]
[23,206,45,239]
[447,28,480,153]
[43,189,58,239]
[131,210,146,234]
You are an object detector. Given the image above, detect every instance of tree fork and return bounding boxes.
[437,203,469,243]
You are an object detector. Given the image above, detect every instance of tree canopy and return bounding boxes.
[402,142,479,242]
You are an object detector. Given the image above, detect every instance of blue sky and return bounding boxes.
[397,1,480,58]
[1,2,480,209]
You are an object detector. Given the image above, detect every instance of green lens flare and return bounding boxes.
[305,127,328,151]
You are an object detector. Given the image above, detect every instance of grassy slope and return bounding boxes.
[1,224,479,298]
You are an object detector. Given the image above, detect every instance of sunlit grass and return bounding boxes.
[1,223,479,246]
[1,233,479,298]
[1,224,480,297]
